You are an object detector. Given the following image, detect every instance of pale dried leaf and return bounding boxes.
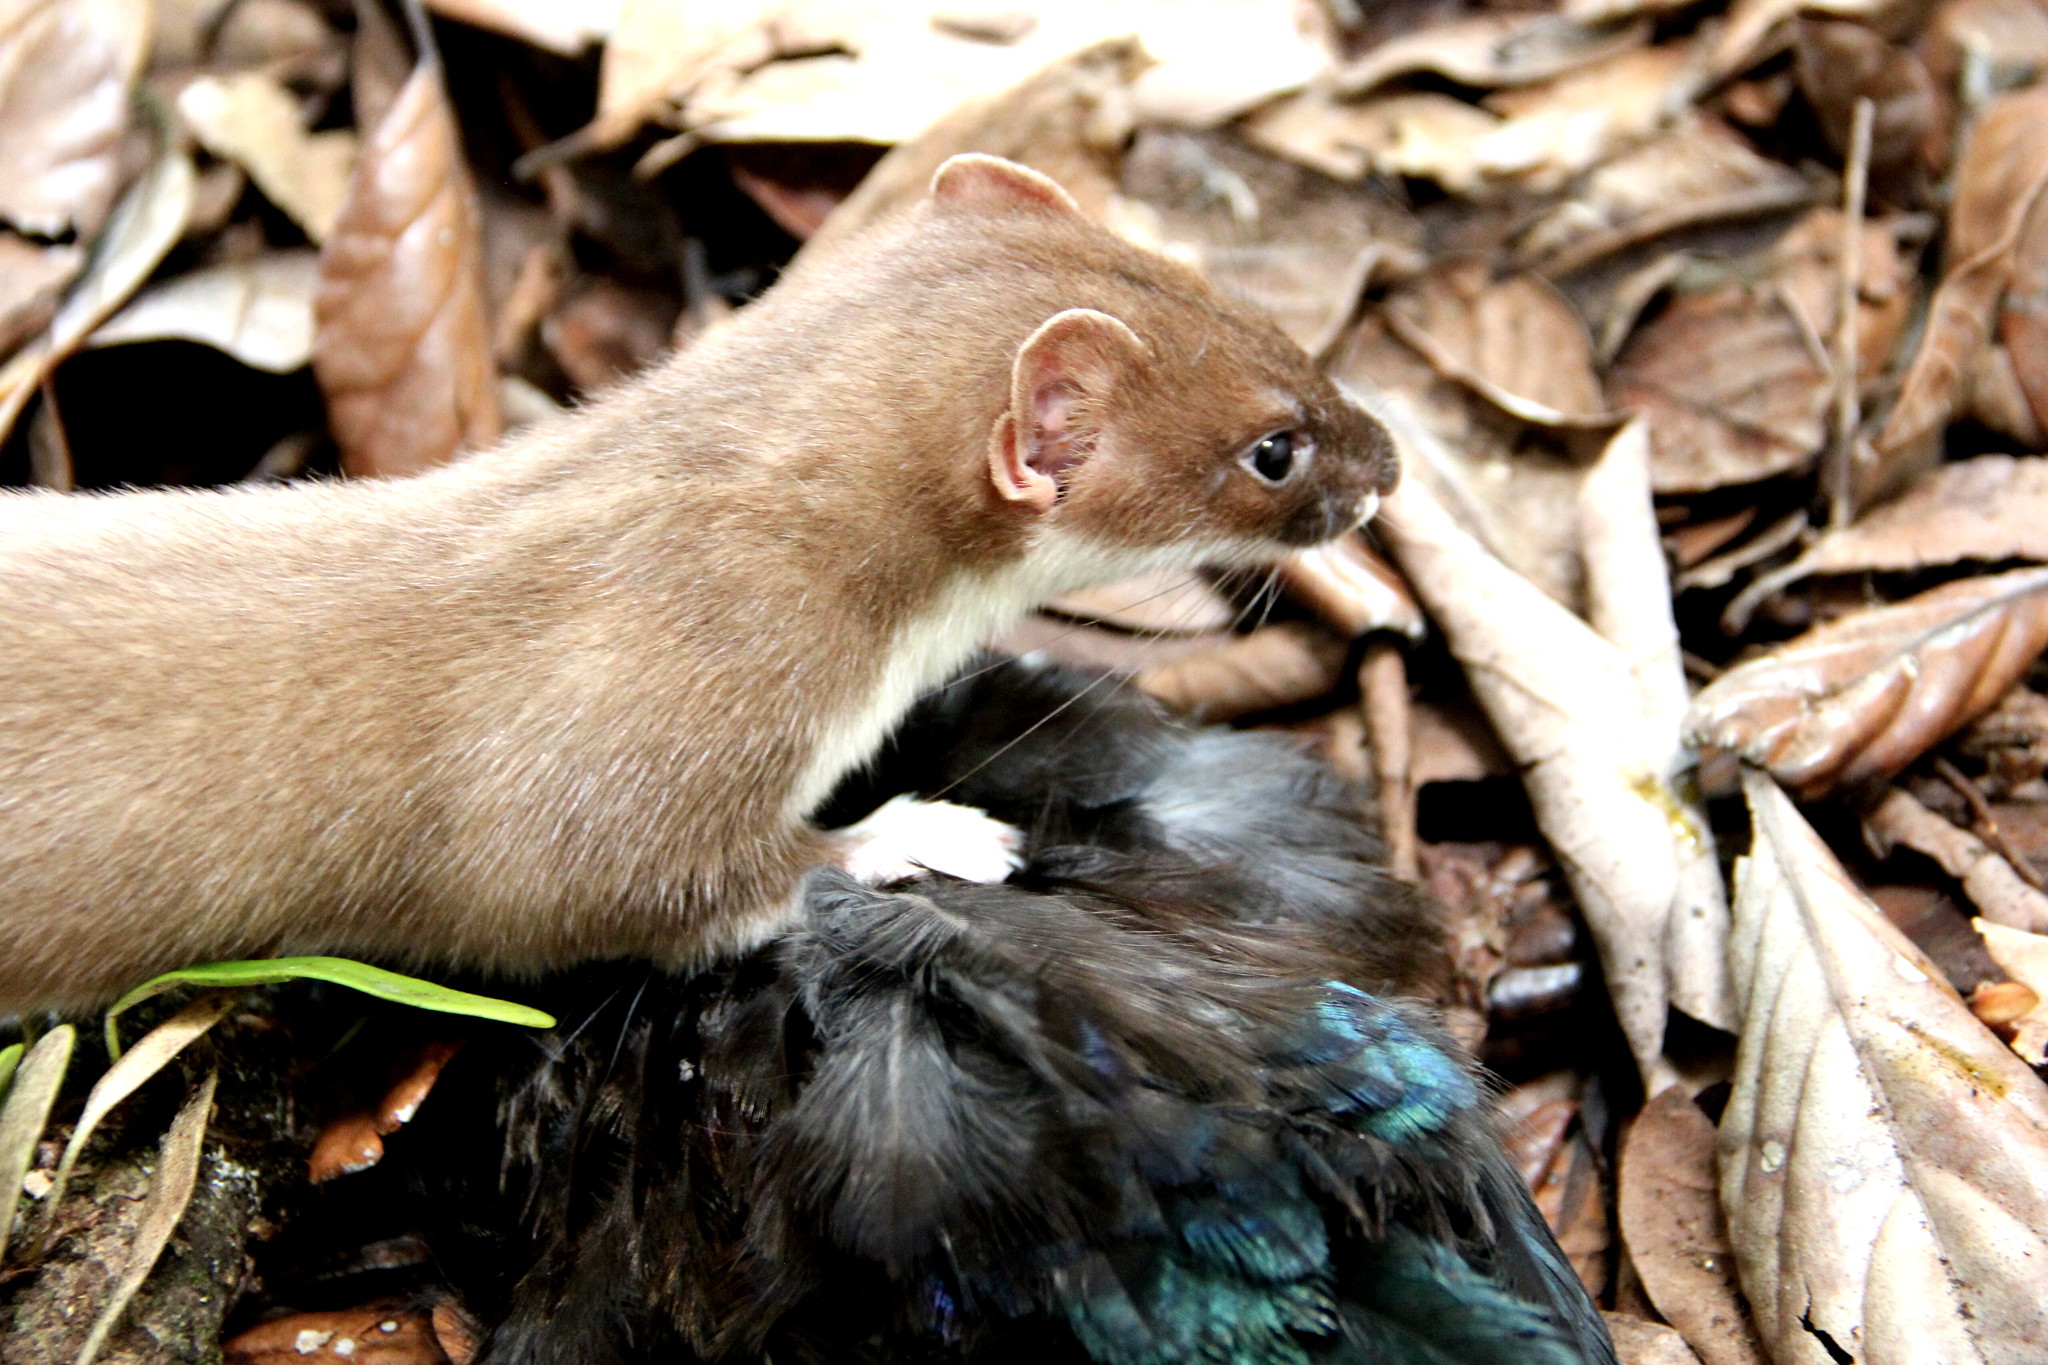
[1135,622,1347,721]
[1619,1086,1766,1365]
[176,71,357,243]
[1046,568,1237,635]
[426,0,616,55]
[1975,919,2048,1062]
[0,0,149,239]
[43,990,238,1239]
[0,1026,74,1266]
[1239,89,1503,188]
[1863,786,2048,933]
[1924,0,2048,111]
[1276,534,1425,640]
[1723,771,2048,1364]
[1612,210,1910,493]
[1579,418,1732,1028]
[1604,1316,1707,1365]
[73,1067,217,1365]
[1684,566,2048,797]
[0,137,194,445]
[1474,42,1704,194]
[315,49,501,477]
[1880,85,2048,457]
[1378,472,1698,1088]
[1332,12,1651,97]
[1776,456,2048,582]
[89,249,318,372]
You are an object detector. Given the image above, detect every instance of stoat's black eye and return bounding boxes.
[1244,431,1298,483]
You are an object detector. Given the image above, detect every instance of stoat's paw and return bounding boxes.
[834,795,1023,886]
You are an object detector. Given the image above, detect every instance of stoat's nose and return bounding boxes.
[1354,491,1381,527]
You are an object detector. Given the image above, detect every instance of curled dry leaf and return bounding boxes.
[1378,470,1718,1088]
[1276,534,1424,640]
[1239,89,1504,190]
[1609,210,1912,494]
[310,1039,464,1182]
[1684,566,2048,798]
[1863,785,2048,933]
[1710,0,1916,78]
[0,0,149,239]
[176,71,358,244]
[315,42,501,477]
[89,249,319,373]
[1975,919,2048,1062]
[1618,1086,1766,1365]
[1879,84,2048,460]
[1773,455,2048,586]
[1135,621,1347,721]
[1723,771,2048,1364]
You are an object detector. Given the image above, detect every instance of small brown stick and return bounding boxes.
[1358,638,1418,881]
[1825,97,1875,529]
[1864,785,2048,933]
[1933,754,2047,889]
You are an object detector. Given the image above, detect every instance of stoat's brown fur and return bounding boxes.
[0,156,1396,1013]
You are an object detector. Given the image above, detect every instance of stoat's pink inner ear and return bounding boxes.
[988,308,1148,516]
[931,154,1081,218]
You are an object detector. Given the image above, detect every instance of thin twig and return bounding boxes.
[1826,97,1875,529]
[1358,638,1418,881]
[1934,754,2047,890]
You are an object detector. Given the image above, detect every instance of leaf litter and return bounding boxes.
[14,0,2048,1361]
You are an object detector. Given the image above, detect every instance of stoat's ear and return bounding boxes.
[988,309,1148,515]
[931,154,1081,218]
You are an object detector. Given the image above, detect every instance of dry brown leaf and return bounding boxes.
[1114,128,1417,356]
[1331,330,1590,611]
[1135,622,1347,722]
[1880,85,2048,460]
[1378,470,1715,1088]
[1619,1086,1766,1365]
[1795,18,1939,174]
[1774,455,2048,583]
[315,40,500,477]
[1384,259,1614,426]
[1046,568,1237,636]
[226,1303,453,1364]
[1723,771,2048,1363]
[1239,89,1504,189]
[0,0,149,239]
[1863,785,2048,933]
[73,1067,217,1365]
[541,274,674,394]
[1604,1316,1707,1365]
[0,135,194,445]
[1475,41,1703,193]
[1710,0,1919,78]
[1684,566,2048,797]
[1516,116,1813,277]
[1610,210,1911,493]
[0,1025,74,1266]
[88,249,318,372]
[1921,0,2048,113]
[176,71,357,243]
[1976,919,2048,1062]
[1332,12,1651,97]
[1276,534,1425,640]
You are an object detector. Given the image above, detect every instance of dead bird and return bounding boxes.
[247,657,1615,1365]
